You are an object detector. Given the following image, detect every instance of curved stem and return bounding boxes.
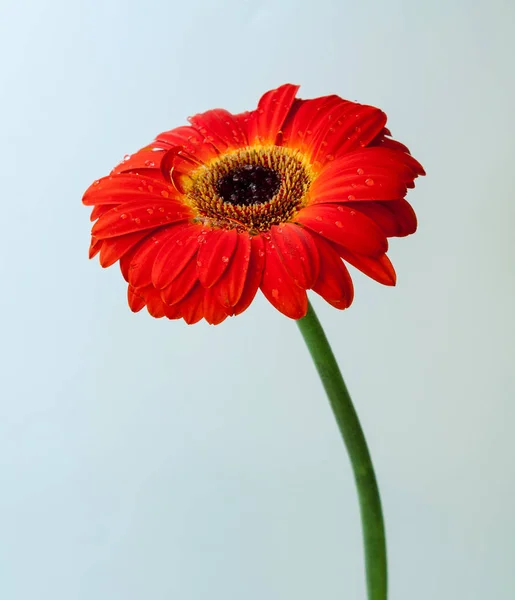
[296,300,387,600]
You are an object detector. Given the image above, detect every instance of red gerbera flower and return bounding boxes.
[83,84,425,324]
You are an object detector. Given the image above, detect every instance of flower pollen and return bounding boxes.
[184,146,313,233]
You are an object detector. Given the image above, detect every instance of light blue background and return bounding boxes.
[1,0,514,598]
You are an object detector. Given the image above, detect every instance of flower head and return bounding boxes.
[83,84,424,324]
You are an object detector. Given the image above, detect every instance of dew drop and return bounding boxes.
[146,208,154,215]
[357,168,364,175]
[144,160,155,167]
[258,249,265,257]
[197,260,202,267]
[161,190,169,198]
[349,210,356,216]
[326,154,335,161]
[152,147,165,152]
[272,289,279,299]
[365,178,374,186]
[221,256,229,263]
[158,207,165,212]
[335,221,343,228]
[347,194,356,201]
[134,217,141,224]
[315,215,323,222]
[123,154,131,161]
[120,213,127,219]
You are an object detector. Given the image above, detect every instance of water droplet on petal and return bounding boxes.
[221,256,229,263]
[326,154,334,161]
[272,289,279,299]
[258,249,265,257]
[335,221,343,228]
[365,178,374,186]
[347,194,356,201]
[152,147,165,152]
[123,154,131,161]
[134,217,141,224]
[315,216,323,222]
[144,160,155,167]
[120,213,127,219]
[146,208,154,215]
[357,168,364,175]
[197,260,202,267]
[161,190,169,198]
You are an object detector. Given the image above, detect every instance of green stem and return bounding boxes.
[297,300,387,600]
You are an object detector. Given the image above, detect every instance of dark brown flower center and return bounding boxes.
[184,146,314,233]
[216,165,281,206]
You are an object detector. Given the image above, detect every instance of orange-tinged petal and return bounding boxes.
[247,84,299,144]
[151,223,202,289]
[92,200,192,239]
[270,224,320,289]
[260,236,308,319]
[212,231,252,308]
[197,228,239,288]
[312,236,354,309]
[296,204,387,257]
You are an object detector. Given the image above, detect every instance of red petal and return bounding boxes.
[282,94,345,151]
[310,102,386,167]
[92,200,192,239]
[111,144,171,176]
[196,228,239,288]
[160,254,199,305]
[310,147,424,204]
[151,223,202,289]
[90,204,115,221]
[247,84,299,144]
[212,231,252,308]
[122,227,178,288]
[146,287,167,318]
[296,204,387,256]
[232,235,266,316]
[98,230,150,268]
[339,249,397,286]
[89,238,102,259]
[270,224,320,289]
[127,285,147,312]
[83,174,179,206]
[346,200,417,238]
[203,287,229,325]
[260,236,308,319]
[369,128,412,154]
[155,125,219,164]
[176,283,205,325]
[188,108,248,152]
[312,236,354,309]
